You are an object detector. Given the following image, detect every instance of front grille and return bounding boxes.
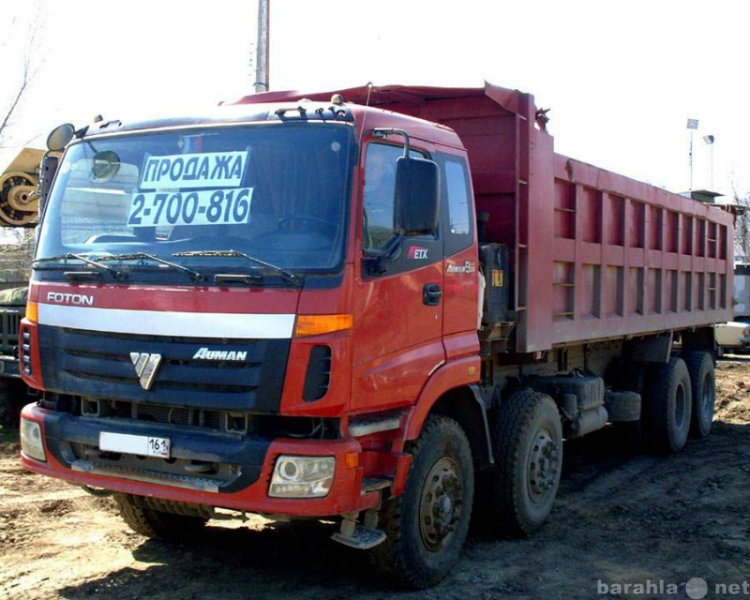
[0,307,23,353]
[80,396,227,431]
[38,326,290,413]
[135,403,223,429]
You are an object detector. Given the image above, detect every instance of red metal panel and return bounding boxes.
[549,154,733,347]
[522,108,556,351]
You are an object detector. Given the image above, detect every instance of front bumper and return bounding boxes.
[20,403,380,517]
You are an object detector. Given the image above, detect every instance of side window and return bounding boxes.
[363,143,428,251]
[442,156,473,255]
[363,144,400,251]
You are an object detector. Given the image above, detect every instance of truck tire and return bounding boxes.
[482,389,563,535]
[643,357,692,454]
[683,351,715,439]
[113,492,208,541]
[369,415,474,589]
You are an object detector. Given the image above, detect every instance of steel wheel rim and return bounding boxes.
[527,428,560,503]
[419,456,464,552]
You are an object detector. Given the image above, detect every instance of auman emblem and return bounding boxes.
[130,352,162,390]
[192,347,248,361]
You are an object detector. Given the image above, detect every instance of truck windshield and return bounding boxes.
[36,123,353,281]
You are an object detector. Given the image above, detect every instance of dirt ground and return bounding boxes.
[1,359,749,600]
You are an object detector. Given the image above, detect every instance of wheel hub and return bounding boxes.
[419,457,464,551]
[528,430,560,501]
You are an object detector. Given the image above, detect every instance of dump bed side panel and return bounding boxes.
[549,154,732,346]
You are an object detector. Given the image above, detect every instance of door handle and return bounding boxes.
[423,283,442,306]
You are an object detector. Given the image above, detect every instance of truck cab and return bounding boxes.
[19,93,482,577]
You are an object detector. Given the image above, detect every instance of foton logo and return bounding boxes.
[46,292,94,306]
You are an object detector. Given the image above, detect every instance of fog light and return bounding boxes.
[269,455,335,498]
[20,418,46,462]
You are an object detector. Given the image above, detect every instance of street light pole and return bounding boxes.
[254,0,270,93]
[687,118,699,193]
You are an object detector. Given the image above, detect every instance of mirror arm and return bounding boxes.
[370,128,411,157]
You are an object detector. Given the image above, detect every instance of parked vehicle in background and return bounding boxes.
[733,261,750,320]
[715,320,750,355]
[0,149,43,426]
[19,83,734,588]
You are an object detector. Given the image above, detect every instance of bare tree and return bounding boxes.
[0,40,34,140]
[0,2,46,148]
[0,3,47,278]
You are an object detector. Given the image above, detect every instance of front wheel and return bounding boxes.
[113,492,209,541]
[369,415,474,589]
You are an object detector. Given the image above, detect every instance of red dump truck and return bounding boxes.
[19,84,733,588]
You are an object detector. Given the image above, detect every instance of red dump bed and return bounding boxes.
[238,84,734,353]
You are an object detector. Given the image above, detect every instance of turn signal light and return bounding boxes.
[295,314,353,337]
[25,301,38,324]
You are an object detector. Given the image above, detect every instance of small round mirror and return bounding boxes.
[91,150,121,181]
[46,123,76,151]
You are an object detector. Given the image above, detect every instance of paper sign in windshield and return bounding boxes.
[140,151,248,190]
[127,189,253,227]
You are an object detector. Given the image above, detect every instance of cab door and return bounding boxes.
[351,141,444,413]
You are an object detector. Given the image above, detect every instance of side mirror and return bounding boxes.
[46,123,75,151]
[395,156,439,236]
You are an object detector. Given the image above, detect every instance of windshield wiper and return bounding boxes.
[32,253,126,281]
[97,252,205,283]
[172,250,303,287]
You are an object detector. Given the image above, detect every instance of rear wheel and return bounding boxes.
[113,492,209,541]
[481,389,563,535]
[683,351,715,439]
[643,357,692,454]
[369,415,474,589]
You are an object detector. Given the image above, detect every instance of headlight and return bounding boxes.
[269,455,335,498]
[20,418,46,462]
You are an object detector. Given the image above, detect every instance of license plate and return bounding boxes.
[99,432,171,458]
